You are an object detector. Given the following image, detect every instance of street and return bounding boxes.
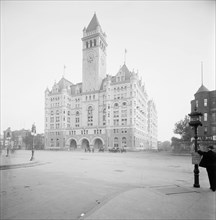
[0,150,214,219]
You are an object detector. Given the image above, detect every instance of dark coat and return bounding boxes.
[198,150,216,168]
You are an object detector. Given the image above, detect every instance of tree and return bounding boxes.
[158,141,171,151]
[171,115,193,152]
[173,115,193,141]
[22,133,33,150]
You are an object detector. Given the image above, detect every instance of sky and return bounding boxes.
[1,0,215,142]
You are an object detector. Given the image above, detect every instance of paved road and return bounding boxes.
[0,150,214,219]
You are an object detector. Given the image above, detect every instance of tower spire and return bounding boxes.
[124,49,127,64]
[201,61,203,85]
[63,65,66,78]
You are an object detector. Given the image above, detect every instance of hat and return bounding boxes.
[208,146,214,150]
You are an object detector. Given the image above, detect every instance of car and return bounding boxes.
[98,147,105,152]
[109,147,120,153]
[120,148,126,153]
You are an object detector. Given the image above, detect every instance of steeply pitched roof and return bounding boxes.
[86,13,100,32]
[195,85,209,94]
[57,77,73,91]
[120,64,130,75]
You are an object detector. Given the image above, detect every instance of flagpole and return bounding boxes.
[63,65,66,78]
[201,61,203,85]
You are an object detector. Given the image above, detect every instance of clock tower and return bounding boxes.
[82,13,107,92]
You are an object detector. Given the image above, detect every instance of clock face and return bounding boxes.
[87,53,94,63]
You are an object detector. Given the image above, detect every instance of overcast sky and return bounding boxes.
[1,0,215,141]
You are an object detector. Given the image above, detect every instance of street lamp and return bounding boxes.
[6,127,12,157]
[30,123,36,161]
[188,107,203,188]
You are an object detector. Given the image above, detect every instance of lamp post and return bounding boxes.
[6,127,12,157]
[30,123,36,161]
[188,107,203,188]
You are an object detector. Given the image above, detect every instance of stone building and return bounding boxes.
[191,84,216,142]
[44,13,158,151]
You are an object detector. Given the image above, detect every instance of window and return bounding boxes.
[75,111,80,127]
[122,137,126,148]
[50,138,54,147]
[121,118,127,125]
[204,127,207,135]
[94,39,96,46]
[56,139,60,147]
[204,113,207,121]
[204,99,207,107]
[88,106,93,126]
[113,110,119,118]
[114,137,118,148]
[114,103,119,108]
[113,119,119,125]
[212,113,216,122]
[121,110,127,117]
[90,40,92,47]
[103,108,106,125]
[86,42,89,48]
[195,100,198,108]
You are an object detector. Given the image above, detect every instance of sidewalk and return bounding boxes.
[81,184,215,220]
[0,150,45,170]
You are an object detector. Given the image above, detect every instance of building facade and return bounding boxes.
[191,84,216,142]
[44,14,158,151]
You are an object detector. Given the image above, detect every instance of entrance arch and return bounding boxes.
[70,139,77,150]
[93,138,103,149]
[81,138,90,151]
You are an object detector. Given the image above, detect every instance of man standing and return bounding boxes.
[198,146,216,192]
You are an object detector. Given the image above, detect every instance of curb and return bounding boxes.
[0,161,50,170]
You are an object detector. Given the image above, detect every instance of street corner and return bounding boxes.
[81,185,215,220]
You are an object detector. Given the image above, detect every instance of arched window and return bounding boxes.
[114,103,119,108]
[103,108,106,125]
[114,137,118,148]
[56,138,60,147]
[75,111,80,127]
[122,137,126,148]
[88,106,93,126]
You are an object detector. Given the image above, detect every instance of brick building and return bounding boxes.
[191,84,216,142]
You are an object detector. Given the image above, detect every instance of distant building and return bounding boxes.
[191,84,216,142]
[2,129,45,150]
[148,100,158,149]
[44,13,158,151]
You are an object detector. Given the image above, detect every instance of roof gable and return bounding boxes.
[195,85,209,94]
[86,13,100,32]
